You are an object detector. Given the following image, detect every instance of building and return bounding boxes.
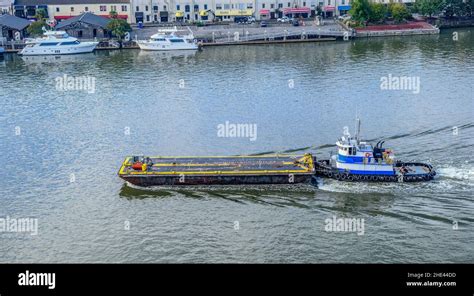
[55,12,111,38]
[132,0,173,23]
[0,0,14,14]
[13,0,132,23]
[0,13,30,40]
[173,0,216,23]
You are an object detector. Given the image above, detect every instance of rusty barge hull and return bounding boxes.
[118,155,316,187]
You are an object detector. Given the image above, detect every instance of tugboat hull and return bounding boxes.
[315,160,436,182]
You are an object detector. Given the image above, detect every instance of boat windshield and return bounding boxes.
[59,41,80,45]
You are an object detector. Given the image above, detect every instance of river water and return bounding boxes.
[0,29,472,263]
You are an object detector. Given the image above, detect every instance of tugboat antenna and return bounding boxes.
[355,117,361,141]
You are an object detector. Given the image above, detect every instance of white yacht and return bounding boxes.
[137,27,199,51]
[20,31,98,56]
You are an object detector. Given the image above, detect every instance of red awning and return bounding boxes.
[54,15,73,20]
[323,6,335,11]
[283,7,311,14]
[259,9,270,14]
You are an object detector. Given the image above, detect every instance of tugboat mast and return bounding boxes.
[355,118,361,142]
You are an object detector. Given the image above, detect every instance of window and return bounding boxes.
[70,7,74,12]
[121,5,127,11]
[85,7,88,12]
[288,2,291,7]
[328,0,331,5]
[204,4,208,9]
[145,5,149,11]
[247,3,253,8]
[170,39,184,42]
[303,2,306,6]
[185,5,190,12]
[153,5,158,12]
[176,5,180,10]
[136,6,139,11]
[111,5,117,12]
[224,4,230,9]
[163,5,167,10]
[56,7,59,12]
[146,15,150,21]
[194,4,199,12]
[262,3,265,8]
[40,42,59,46]
[278,3,283,8]
[60,41,80,45]
[271,4,274,8]
[100,6,107,12]
[216,4,222,9]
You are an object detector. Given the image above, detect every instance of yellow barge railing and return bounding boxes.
[118,154,315,176]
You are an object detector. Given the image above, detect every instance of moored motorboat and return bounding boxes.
[137,26,199,51]
[314,119,436,182]
[20,31,98,56]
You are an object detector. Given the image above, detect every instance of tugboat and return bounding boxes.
[314,119,436,182]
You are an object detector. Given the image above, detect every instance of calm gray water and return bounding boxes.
[0,29,473,263]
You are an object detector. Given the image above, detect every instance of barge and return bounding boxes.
[118,154,316,187]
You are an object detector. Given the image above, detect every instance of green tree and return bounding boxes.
[106,11,132,48]
[27,8,50,37]
[369,3,387,23]
[35,8,47,20]
[349,0,372,23]
[416,0,443,17]
[390,3,410,22]
[461,0,474,16]
[443,0,463,17]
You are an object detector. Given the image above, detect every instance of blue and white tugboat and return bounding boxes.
[315,119,436,182]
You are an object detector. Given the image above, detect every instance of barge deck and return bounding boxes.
[119,154,316,186]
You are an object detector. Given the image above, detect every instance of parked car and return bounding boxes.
[260,21,268,27]
[338,14,351,21]
[277,16,291,23]
[246,16,256,24]
[292,20,299,26]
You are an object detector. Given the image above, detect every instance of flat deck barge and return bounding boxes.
[118,154,315,186]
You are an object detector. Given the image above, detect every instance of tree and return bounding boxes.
[443,0,463,17]
[460,0,474,16]
[349,0,372,23]
[416,0,443,17]
[369,3,387,23]
[106,11,132,48]
[390,3,411,22]
[27,8,50,37]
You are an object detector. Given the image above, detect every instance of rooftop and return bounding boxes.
[0,13,30,30]
[55,12,111,29]
[14,0,130,5]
